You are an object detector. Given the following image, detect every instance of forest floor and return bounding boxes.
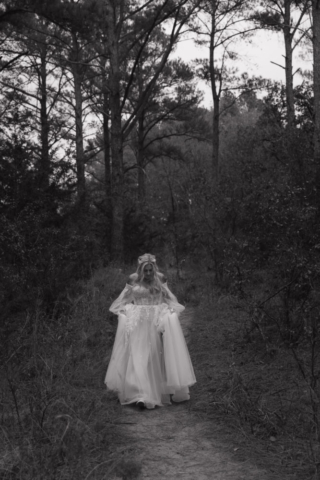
[106,307,291,480]
[1,268,310,479]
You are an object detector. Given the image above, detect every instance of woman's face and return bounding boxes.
[143,263,154,282]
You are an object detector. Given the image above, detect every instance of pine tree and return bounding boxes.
[251,0,310,127]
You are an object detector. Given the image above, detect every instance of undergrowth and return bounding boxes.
[187,270,320,480]
[0,266,141,480]
[4,261,317,479]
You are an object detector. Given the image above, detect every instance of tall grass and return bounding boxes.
[0,266,141,480]
[187,269,320,480]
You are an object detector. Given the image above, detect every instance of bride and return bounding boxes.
[105,253,196,410]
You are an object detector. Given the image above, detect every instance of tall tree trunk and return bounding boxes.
[136,63,146,207]
[73,68,86,206]
[103,92,111,199]
[208,0,223,282]
[313,0,320,164]
[107,0,124,260]
[71,33,86,207]
[209,0,219,182]
[283,0,295,127]
[212,93,220,181]
[137,113,146,206]
[103,88,112,249]
[165,167,181,278]
[39,45,50,189]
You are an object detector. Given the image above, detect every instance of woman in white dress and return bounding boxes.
[105,253,196,410]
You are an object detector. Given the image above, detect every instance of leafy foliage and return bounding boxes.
[1,0,320,476]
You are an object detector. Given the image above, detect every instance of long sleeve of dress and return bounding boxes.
[109,284,134,315]
[162,282,185,314]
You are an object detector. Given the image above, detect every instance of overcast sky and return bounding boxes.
[175,29,312,108]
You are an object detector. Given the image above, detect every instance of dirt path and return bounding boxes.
[110,309,276,480]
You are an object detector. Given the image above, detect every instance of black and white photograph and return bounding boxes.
[0,0,319,479]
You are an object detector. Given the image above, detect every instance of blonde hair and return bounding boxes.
[135,257,163,293]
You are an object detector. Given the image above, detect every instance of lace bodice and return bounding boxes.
[109,281,185,315]
[131,285,163,305]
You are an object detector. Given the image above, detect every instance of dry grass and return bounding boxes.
[0,266,142,480]
[3,264,318,479]
[186,272,319,480]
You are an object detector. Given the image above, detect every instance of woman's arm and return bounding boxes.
[161,281,185,314]
[127,273,138,285]
[109,282,134,314]
[158,272,167,284]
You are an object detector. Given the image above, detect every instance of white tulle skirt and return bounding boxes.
[105,304,196,409]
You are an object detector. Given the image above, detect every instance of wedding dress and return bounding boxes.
[105,282,196,409]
